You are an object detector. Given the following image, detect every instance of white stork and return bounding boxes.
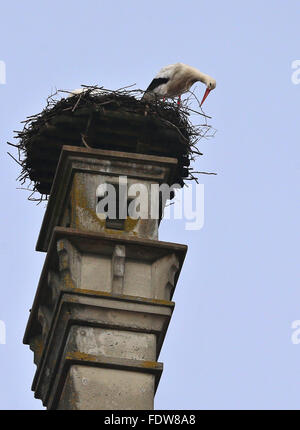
[142,62,216,106]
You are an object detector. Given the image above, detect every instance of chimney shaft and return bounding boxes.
[24,145,187,410]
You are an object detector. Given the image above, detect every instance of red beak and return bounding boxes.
[200,88,211,107]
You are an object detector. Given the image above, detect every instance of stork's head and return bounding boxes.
[200,77,216,107]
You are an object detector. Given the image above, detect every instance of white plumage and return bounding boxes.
[143,62,216,106]
[68,88,86,96]
[67,88,99,97]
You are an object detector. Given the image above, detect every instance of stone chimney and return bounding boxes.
[24,144,187,409]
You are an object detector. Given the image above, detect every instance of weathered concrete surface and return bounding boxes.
[71,327,156,361]
[27,288,171,407]
[36,146,178,251]
[55,235,181,300]
[24,147,187,410]
[57,366,155,410]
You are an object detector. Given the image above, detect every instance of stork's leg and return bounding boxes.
[177,95,181,106]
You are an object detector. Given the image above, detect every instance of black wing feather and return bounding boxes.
[145,77,169,92]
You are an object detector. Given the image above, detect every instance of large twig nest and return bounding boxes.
[9,85,216,202]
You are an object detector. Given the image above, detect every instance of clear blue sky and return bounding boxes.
[0,0,300,410]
